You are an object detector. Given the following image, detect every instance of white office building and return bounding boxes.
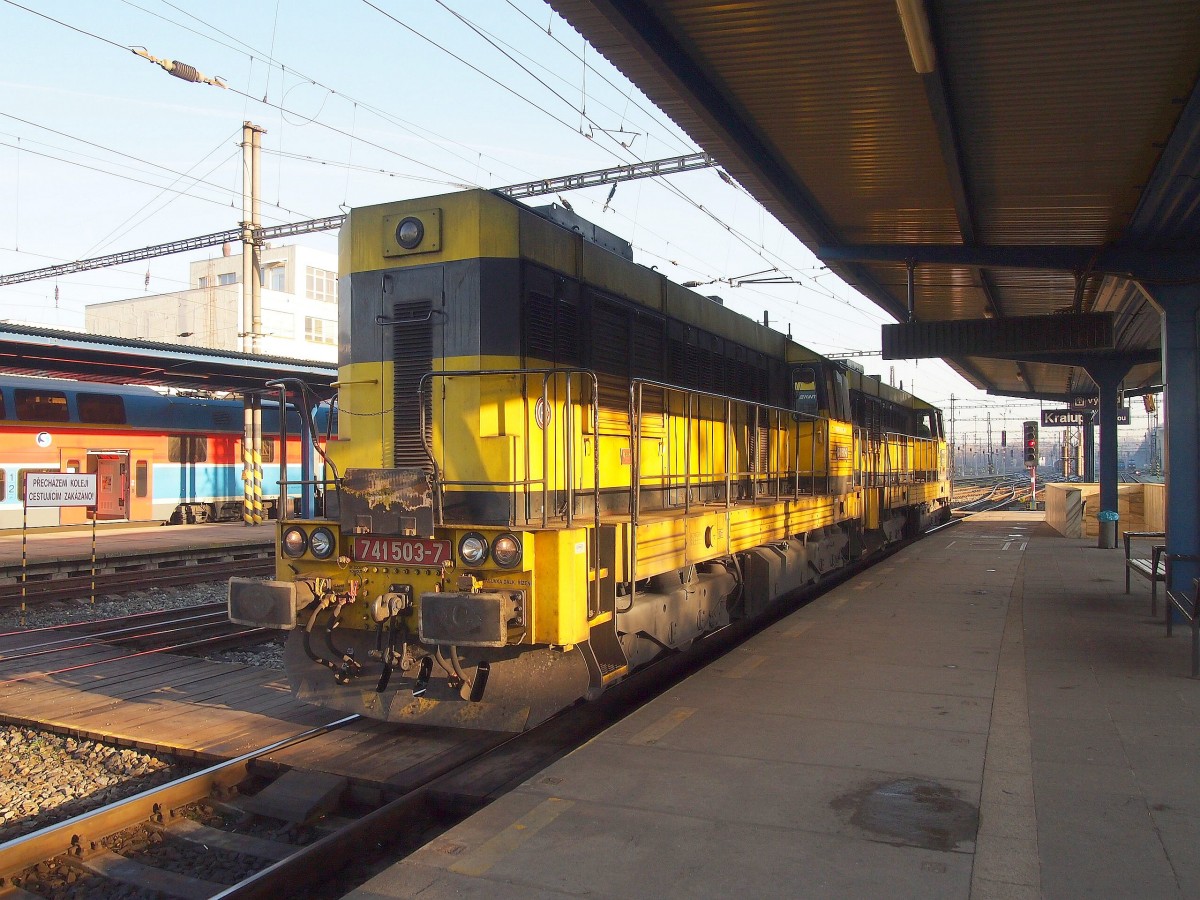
[84,244,339,363]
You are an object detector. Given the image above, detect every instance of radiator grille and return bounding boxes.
[391,301,433,469]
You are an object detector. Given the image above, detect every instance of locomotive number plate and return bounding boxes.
[353,536,451,565]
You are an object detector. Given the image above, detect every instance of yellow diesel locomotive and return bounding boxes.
[229,189,950,731]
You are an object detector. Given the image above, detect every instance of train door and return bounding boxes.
[92,452,130,521]
[128,452,153,521]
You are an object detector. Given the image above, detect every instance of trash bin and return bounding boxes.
[1098,509,1119,549]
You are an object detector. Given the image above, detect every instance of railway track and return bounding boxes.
[0,553,274,609]
[0,602,273,681]
[0,522,950,898]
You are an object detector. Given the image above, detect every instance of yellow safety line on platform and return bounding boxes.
[781,622,814,638]
[628,707,696,746]
[449,797,573,877]
[723,655,766,679]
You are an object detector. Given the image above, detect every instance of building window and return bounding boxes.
[78,393,126,425]
[268,266,286,291]
[198,276,209,288]
[305,316,336,345]
[262,308,295,339]
[15,390,69,422]
[169,435,208,463]
[306,267,338,303]
[218,272,237,286]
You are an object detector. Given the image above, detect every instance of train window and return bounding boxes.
[78,393,126,425]
[169,435,208,463]
[15,390,69,422]
[135,461,148,498]
[261,439,276,464]
[792,366,820,416]
[17,468,58,501]
[0,469,4,498]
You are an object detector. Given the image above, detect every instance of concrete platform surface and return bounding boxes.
[0,521,272,568]
[347,512,1200,899]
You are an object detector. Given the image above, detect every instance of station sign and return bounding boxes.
[24,473,97,508]
[1041,409,1130,427]
[1042,409,1093,427]
[1070,395,1099,410]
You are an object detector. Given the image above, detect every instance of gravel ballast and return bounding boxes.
[0,580,288,848]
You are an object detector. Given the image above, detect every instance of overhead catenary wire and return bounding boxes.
[116,0,539,186]
[8,0,780,299]
[6,0,888,345]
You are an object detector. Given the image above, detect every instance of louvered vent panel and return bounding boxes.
[525,292,555,362]
[592,300,630,373]
[556,300,579,364]
[632,315,664,380]
[392,301,433,470]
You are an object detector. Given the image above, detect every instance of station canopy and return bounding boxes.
[0,323,336,395]
[549,0,1200,401]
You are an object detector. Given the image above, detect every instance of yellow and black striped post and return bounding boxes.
[90,512,97,606]
[20,500,27,628]
[252,392,264,525]
[243,393,254,525]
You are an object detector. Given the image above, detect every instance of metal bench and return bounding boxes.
[1165,554,1200,678]
[1124,531,1167,614]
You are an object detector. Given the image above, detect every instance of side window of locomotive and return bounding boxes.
[135,461,148,498]
[831,370,851,421]
[168,436,208,463]
[78,393,126,425]
[261,438,276,464]
[15,390,69,422]
[791,366,820,416]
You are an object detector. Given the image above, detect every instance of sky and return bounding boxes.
[0,0,1160,451]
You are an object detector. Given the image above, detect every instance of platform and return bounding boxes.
[0,522,272,571]
[348,512,1200,899]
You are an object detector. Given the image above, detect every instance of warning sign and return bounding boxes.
[24,473,98,508]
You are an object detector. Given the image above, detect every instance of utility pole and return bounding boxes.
[949,393,956,498]
[986,411,994,474]
[241,122,266,526]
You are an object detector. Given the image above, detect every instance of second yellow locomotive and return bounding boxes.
[230,189,950,731]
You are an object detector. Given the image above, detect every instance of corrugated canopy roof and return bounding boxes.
[548,0,1200,399]
[0,324,336,395]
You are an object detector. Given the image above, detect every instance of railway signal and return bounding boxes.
[1023,420,1038,468]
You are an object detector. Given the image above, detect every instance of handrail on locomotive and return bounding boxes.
[268,366,943,535]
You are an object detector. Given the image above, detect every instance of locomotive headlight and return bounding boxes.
[282,526,308,558]
[491,533,522,568]
[395,216,425,250]
[458,532,489,566]
[309,527,336,560]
